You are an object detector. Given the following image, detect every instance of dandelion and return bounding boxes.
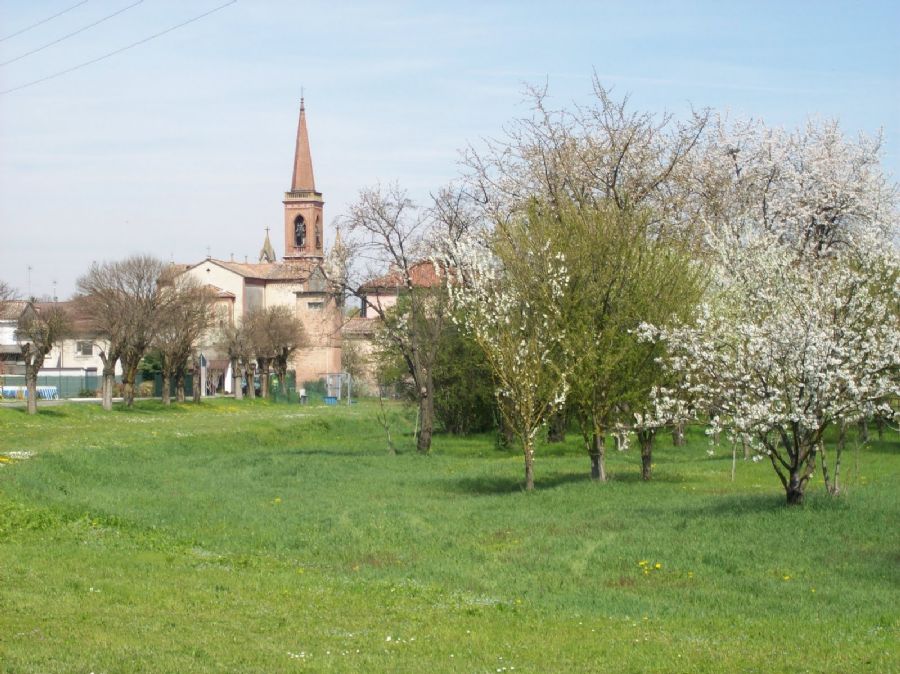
[638,560,648,567]
[654,563,662,570]
[783,575,791,581]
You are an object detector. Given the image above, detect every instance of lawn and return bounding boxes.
[0,399,897,673]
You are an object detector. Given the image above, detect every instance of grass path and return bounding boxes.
[0,400,897,672]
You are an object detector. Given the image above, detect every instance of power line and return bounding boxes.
[0,1,91,43]
[1,1,145,68]
[0,1,238,95]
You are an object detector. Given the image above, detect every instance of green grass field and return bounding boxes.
[0,399,897,673]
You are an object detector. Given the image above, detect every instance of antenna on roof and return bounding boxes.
[206,245,211,260]
[52,279,57,303]
[230,252,234,262]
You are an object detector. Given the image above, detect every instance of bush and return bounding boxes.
[432,325,496,435]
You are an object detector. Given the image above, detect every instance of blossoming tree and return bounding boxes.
[445,208,571,490]
[646,119,899,504]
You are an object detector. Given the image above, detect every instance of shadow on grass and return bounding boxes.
[862,438,900,454]
[605,470,688,484]
[113,402,193,414]
[670,490,851,518]
[447,471,591,495]
[286,447,394,458]
[3,406,70,418]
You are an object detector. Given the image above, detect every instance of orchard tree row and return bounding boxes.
[332,79,898,505]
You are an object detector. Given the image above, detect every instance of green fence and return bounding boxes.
[265,371,297,402]
[0,373,103,399]
[149,373,194,398]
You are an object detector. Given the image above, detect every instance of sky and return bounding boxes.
[1,0,898,300]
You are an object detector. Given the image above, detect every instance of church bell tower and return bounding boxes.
[283,97,324,262]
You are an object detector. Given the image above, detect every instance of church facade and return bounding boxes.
[180,99,343,385]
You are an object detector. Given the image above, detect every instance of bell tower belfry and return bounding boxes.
[283,97,324,262]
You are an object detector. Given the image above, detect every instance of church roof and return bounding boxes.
[291,98,316,192]
[209,258,316,281]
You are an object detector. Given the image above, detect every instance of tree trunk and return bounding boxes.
[824,422,847,496]
[785,471,805,505]
[590,429,607,482]
[101,369,114,411]
[547,408,567,443]
[278,366,288,395]
[25,362,38,415]
[192,358,201,403]
[524,439,535,491]
[100,356,115,411]
[175,370,186,403]
[416,382,434,454]
[232,360,242,400]
[122,363,137,407]
[858,418,869,444]
[245,366,256,399]
[161,369,171,405]
[638,429,655,481]
[875,416,885,441]
[259,359,270,399]
[671,422,685,447]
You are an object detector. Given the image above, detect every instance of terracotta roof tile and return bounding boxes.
[341,316,378,337]
[361,260,443,291]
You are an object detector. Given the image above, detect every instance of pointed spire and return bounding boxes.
[259,226,277,263]
[325,224,347,280]
[291,95,316,191]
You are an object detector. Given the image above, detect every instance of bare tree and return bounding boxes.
[327,183,470,453]
[246,306,306,398]
[16,302,73,415]
[76,255,167,409]
[464,77,708,243]
[0,280,16,306]
[219,320,253,400]
[154,276,217,404]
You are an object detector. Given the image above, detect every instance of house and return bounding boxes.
[0,300,121,397]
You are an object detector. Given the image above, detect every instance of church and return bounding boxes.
[179,99,344,385]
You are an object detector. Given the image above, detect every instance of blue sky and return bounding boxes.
[1,0,898,298]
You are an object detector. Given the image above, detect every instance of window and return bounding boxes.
[315,217,322,249]
[294,215,306,247]
[307,301,323,311]
[76,341,93,356]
